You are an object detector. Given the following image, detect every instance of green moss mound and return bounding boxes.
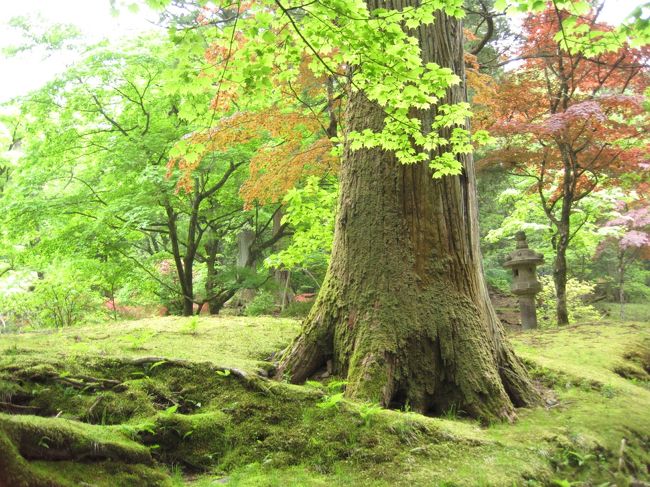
[0,316,648,486]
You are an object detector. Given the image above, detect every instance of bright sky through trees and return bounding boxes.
[0,0,646,103]
[0,0,159,102]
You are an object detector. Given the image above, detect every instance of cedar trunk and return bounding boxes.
[276,5,538,421]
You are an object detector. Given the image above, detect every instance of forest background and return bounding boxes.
[0,1,649,485]
[0,0,647,330]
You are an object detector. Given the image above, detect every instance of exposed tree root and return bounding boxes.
[0,402,40,415]
[0,429,58,487]
[55,374,127,392]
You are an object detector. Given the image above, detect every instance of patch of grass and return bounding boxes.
[186,463,375,487]
[0,315,300,370]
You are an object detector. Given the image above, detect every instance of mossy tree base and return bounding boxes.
[277,278,537,422]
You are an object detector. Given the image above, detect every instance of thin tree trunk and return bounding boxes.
[272,208,293,307]
[618,248,625,321]
[280,270,291,311]
[110,283,118,321]
[553,227,570,325]
[165,204,194,317]
[276,6,538,422]
[552,141,574,327]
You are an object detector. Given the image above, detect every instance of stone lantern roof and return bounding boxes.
[503,231,544,268]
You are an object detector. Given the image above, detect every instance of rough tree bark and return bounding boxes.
[275,4,539,422]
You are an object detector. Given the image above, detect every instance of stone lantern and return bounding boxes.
[503,231,544,330]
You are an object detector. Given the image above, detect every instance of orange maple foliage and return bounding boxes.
[168,107,336,205]
[465,51,495,116]
[171,10,340,206]
[239,110,336,207]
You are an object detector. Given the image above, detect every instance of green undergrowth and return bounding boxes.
[0,316,648,486]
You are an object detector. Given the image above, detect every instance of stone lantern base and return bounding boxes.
[518,294,537,330]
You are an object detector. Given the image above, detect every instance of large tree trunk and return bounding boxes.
[276,6,538,422]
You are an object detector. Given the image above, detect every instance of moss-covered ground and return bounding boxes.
[0,315,648,486]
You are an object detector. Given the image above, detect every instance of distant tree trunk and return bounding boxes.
[276,6,538,422]
[553,227,570,326]
[272,209,293,308]
[204,236,222,315]
[237,229,256,268]
[618,247,626,321]
[236,229,257,306]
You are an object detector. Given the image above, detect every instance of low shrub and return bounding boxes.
[244,291,277,316]
[537,276,601,327]
[280,300,314,318]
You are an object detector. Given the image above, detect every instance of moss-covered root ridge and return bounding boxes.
[0,413,152,463]
[0,428,55,487]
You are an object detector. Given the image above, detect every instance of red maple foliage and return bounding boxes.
[475,5,649,324]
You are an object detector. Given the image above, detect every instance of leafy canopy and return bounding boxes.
[149,0,489,176]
